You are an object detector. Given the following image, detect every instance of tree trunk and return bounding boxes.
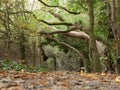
[33,40,36,67]
[39,33,43,67]
[19,30,27,65]
[53,56,57,71]
[5,1,11,60]
[87,0,101,72]
[110,0,120,74]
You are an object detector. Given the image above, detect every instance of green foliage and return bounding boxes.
[0,59,30,71]
[48,0,59,5]
[94,1,109,40]
[0,59,49,72]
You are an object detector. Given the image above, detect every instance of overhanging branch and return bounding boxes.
[41,27,81,35]
[38,0,80,15]
[41,24,88,36]
[49,11,65,22]
[32,14,73,26]
[39,20,73,26]
[46,35,84,58]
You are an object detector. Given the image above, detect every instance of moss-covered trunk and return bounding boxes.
[87,0,101,72]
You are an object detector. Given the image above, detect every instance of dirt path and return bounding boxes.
[0,71,120,90]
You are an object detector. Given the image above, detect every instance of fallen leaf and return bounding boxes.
[115,76,120,83]
[101,72,106,76]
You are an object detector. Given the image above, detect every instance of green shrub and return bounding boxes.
[0,59,49,72]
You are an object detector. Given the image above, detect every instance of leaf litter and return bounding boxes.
[0,71,120,90]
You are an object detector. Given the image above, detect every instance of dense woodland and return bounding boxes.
[0,0,120,74]
[1,0,120,89]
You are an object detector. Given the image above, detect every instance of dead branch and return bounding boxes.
[65,31,89,39]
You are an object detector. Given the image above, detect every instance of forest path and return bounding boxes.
[0,71,120,90]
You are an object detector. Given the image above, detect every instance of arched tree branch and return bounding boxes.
[46,35,84,58]
[38,0,81,15]
[39,20,72,26]
[32,14,73,26]
[48,11,65,22]
[41,24,88,35]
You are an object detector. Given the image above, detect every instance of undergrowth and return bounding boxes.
[0,59,49,72]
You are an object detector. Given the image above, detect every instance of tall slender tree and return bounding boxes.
[87,0,101,72]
